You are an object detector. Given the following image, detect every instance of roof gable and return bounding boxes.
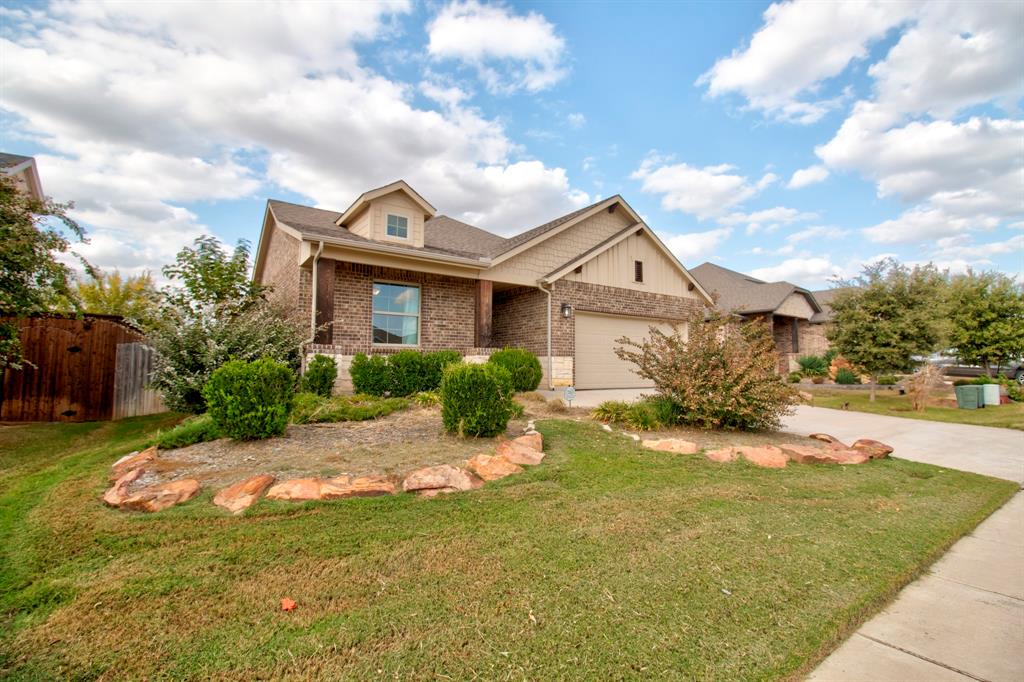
[690,262,823,315]
[335,180,436,227]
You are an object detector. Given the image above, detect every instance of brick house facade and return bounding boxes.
[253,181,714,392]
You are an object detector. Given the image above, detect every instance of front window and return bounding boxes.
[372,282,419,345]
[386,214,408,238]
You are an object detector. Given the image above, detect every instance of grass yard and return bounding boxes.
[1,415,1016,680]
[807,388,1024,430]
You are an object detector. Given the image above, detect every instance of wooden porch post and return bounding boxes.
[475,280,493,348]
[314,258,336,345]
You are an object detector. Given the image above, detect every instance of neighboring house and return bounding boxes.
[253,180,713,391]
[0,152,44,200]
[689,262,838,373]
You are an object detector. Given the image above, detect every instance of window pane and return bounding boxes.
[373,283,419,314]
[372,313,418,345]
[386,214,408,238]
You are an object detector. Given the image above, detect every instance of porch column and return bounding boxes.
[313,258,336,345]
[475,279,493,348]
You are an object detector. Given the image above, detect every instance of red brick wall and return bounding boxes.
[492,286,548,355]
[259,225,302,311]
[325,260,476,353]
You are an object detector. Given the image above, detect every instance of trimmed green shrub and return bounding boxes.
[788,371,802,383]
[203,358,295,440]
[301,354,337,397]
[424,350,462,390]
[349,353,392,396]
[835,367,859,385]
[155,414,222,449]
[290,392,409,424]
[488,348,543,392]
[388,350,427,397]
[591,400,630,423]
[877,375,899,385]
[440,362,515,437]
[797,355,828,377]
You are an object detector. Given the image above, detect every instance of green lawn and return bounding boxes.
[806,388,1024,430]
[1,416,1015,680]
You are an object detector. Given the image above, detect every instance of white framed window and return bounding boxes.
[372,282,420,345]
[386,213,409,239]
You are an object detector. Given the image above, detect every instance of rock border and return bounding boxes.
[641,433,893,468]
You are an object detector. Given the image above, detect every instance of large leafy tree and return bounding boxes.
[0,173,93,369]
[149,236,303,413]
[73,270,162,330]
[827,259,947,401]
[947,270,1024,375]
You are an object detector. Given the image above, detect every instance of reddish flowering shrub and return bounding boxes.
[615,310,796,431]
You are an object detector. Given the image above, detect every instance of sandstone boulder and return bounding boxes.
[808,433,847,447]
[778,444,834,464]
[516,432,543,451]
[110,445,157,481]
[852,439,894,459]
[103,467,144,507]
[830,449,871,465]
[736,445,788,469]
[322,475,396,499]
[266,478,323,501]
[641,438,698,454]
[466,454,524,481]
[705,447,739,463]
[496,440,545,466]
[213,474,276,514]
[120,479,200,512]
[402,465,484,494]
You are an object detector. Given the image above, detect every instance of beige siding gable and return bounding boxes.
[776,292,815,319]
[565,231,701,299]
[484,209,634,285]
[365,190,426,248]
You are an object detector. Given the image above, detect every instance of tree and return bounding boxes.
[946,270,1024,376]
[0,173,93,369]
[827,259,947,401]
[149,236,302,413]
[74,270,161,330]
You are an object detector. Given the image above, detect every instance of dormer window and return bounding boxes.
[386,214,408,239]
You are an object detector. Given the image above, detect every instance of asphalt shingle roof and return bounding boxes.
[0,152,33,169]
[690,262,824,317]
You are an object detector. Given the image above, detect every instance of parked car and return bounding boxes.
[932,354,1024,384]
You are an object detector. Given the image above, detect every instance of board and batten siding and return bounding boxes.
[564,231,703,299]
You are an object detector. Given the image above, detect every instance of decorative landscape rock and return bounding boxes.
[402,464,484,495]
[110,445,157,481]
[516,432,543,452]
[324,475,396,499]
[495,440,545,465]
[830,449,871,465]
[466,454,524,481]
[103,467,145,507]
[641,438,698,454]
[266,478,323,501]
[120,479,201,512]
[736,445,788,469]
[213,474,276,513]
[852,439,894,459]
[705,447,739,463]
[808,433,846,447]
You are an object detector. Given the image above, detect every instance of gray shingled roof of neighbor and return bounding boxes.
[690,262,823,317]
[0,152,34,169]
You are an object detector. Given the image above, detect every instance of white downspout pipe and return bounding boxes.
[305,240,325,354]
[537,282,553,390]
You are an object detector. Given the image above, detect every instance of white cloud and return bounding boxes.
[427,1,567,93]
[748,257,849,285]
[0,1,590,277]
[697,0,916,123]
[718,206,818,235]
[567,112,586,128]
[861,206,998,244]
[931,234,1024,262]
[662,228,733,263]
[786,225,848,243]
[631,155,773,220]
[787,164,829,189]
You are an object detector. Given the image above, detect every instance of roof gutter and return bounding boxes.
[293,229,491,269]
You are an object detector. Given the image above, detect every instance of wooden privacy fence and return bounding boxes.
[1,315,165,422]
[112,342,165,419]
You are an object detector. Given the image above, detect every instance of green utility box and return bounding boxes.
[954,385,984,409]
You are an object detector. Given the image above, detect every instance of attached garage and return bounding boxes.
[574,312,681,389]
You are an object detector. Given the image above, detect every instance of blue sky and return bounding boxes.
[1,0,1021,288]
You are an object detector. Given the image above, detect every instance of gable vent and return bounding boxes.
[634,260,644,283]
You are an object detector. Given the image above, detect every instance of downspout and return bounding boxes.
[305,240,325,350]
[536,282,553,390]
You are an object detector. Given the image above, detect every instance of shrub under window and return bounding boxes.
[203,358,296,440]
[301,354,338,397]
[488,348,543,392]
[440,362,515,437]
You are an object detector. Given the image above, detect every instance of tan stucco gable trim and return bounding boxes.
[334,180,436,227]
[541,221,714,306]
[489,195,642,267]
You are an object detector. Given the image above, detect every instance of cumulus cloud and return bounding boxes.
[662,228,733,263]
[786,225,848,244]
[748,257,849,285]
[566,112,586,128]
[718,206,818,235]
[631,154,776,220]
[697,0,916,123]
[427,0,567,93]
[0,1,588,276]
[787,164,829,189]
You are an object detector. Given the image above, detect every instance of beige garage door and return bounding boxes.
[574,313,677,389]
